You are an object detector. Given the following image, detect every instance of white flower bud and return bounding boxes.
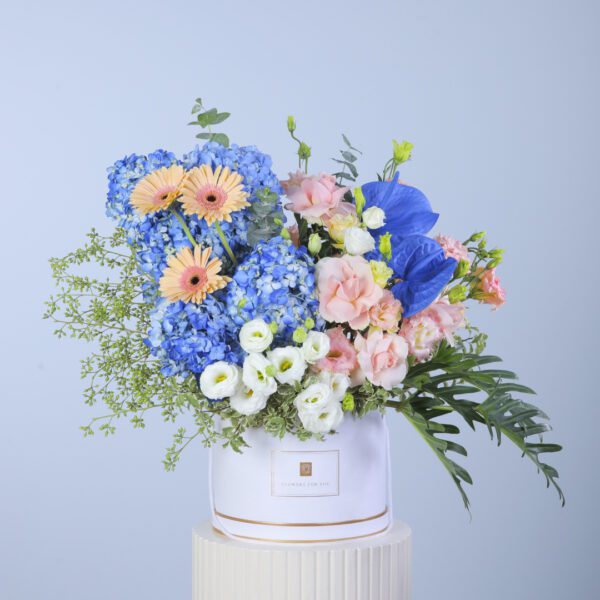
[343,227,376,255]
[199,362,241,400]
[308,233,322,256]
[362,206,386,229]
[267,346,307,384]
[242,353,277,396]
[301,331,331,363]
[229,386,269,416]
[239,318,274,353]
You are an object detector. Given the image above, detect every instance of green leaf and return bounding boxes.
[211,111,230,125]
[196,108,218,127]
[340,150,357,163]
[210,133,229,147]
[194,133,213,139]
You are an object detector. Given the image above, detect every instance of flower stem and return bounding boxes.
[214,222,237,267]
[171,207,198,247]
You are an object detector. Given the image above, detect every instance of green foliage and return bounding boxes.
[332,134,362,184]
[246,187,284,246]
[386,339,564,510]
[189,97,231,147]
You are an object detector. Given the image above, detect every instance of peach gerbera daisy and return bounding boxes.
[130,164,186,215]
[159,245,230,304]
[180,164,250,225]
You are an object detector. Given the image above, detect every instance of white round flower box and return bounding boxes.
[210,412,392,543]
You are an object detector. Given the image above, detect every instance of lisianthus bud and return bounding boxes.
[370,260,393,287]
[487,258,501,269]
[488,248,504,259]
[448,285,467,304]
[287,115,296,133]
[362,206,386,229]
[455,259,470,278]
[344,227,375,255]
[280,227,291,240]
[268,321,279,334]
[468,231,486,242]
[342,392,355,412]
[298,141,311,160]
[379,232,393,261]
[392,139,414,164]
[304,317,315,330]
[293,326,308,344]
[354,186,366,216]
[308,233,322,256]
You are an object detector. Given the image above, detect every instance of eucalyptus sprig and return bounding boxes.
[332,134,362,184]
[189,97,231,147]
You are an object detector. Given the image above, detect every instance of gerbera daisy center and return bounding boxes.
[195,185,227,210]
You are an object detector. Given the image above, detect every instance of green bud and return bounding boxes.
[487,258,501,269]
[354,186,366,216]
[454,259,470,278]
[292,327,308,344]
[298,141,311,160]
[370,260,393,287]
[478,238,487,250]
[304,317,315,330]
[392,139,414,164]
[488,248,504,259]
[379,232,393,262]
[342,392,355,412]
[287,115,296,133]
[265,365,277,378]
[468,231,486,242]
[280,227,291,240]
[448,285,467,304]
[268,322,278,334]
[308,233,322,256]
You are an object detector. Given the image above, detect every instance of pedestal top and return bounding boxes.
[194,520,411,551]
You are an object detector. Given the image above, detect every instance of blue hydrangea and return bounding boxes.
[106,149,178,242]
[223,237,323,345]
[145,296,241,377]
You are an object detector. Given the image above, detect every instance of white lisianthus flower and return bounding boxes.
[267,346,306,384]
[242,353,277,396]
[362,206,386,229]
[239,318,273,353]
[301,331,330,363]
[229,385,269,416]
[199,362,241,400]
[294,382,331,413]
[298,399,344,433]
[318,370,351,402]
[344,227,376,255]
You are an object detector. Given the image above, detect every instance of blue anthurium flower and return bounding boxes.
[389,235,457,317]
[361,172,439,240]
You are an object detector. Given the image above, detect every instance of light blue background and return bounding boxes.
[1,0,598,598]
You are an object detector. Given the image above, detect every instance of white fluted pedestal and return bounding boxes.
[192,520,411,600]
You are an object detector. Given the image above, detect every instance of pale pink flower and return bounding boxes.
[435,234,470,264]
[369,290,403,332]
[354,330,409,390]
[314,327,358,375]
[316,255,383,330]
[282,172,349,222]
[427,297,465,343]
[400,314,442,361]
[476,268,506,308]
[322,202,359,245]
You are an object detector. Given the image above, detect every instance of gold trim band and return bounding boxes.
[212,525,390,544]
[213,507,388,527]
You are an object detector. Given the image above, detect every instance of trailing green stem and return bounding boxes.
[214,221,237,267]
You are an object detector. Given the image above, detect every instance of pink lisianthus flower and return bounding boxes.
[369,290,403,332]
[435,234,470,264]
[400,297,465,360]
[399,314,441,361]
[475,268,506,308]
[316,255,383,330]
[354,330,409,390]
[314,327,358,375]
[427,297,465,343]
[282,172,349,222]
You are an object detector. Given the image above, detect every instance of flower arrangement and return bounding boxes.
[45,98,564,509]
